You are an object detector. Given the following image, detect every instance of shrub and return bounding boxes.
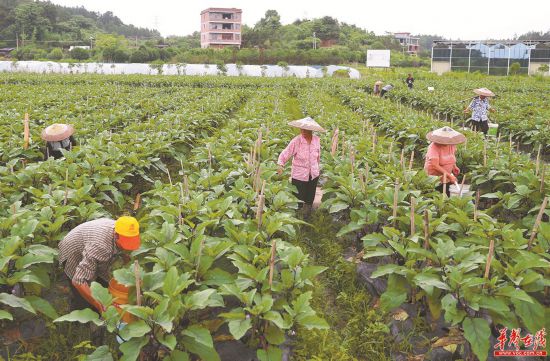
[509,62,521,75]
[70,47,90,61]
[48,48,64,60]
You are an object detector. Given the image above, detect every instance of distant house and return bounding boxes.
[0,48,15,57]
[394,32,419,55]
[69,46,90,51]
[200,8,242,49]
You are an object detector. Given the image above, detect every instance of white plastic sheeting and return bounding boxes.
[0,61,360,79]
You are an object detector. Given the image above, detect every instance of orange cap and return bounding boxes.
[114,216,140,250]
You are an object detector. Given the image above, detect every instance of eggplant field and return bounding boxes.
[0,73,548,361]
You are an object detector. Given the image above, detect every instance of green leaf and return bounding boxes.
[511,298,545,334]
[85,345,113,361]
[0,309,13,320]
[163,266,178,296]
[0,293,36,314]
[463,317,490,361]
[54,308,102,326]
[257,346,282,361]
[495,286,533,303]
[185,289,217,310]
[478,296,509,315]
[12,219,39,238]
[263,311,286,329]
[182,325,214,348]
[15,253,54,269]
[119,320,151,340]
[228,318,251,340]
[163,350,189,361]
[159,334,177,351]
[91,281,113,308]
[296,314,329,330]
[300,266,327,281]
[119,336,148,361]
[441,294,466,325]
[329,202,349,213]
[265,323,286,345]
[26,296,59,319]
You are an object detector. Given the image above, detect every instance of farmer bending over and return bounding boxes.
[41,123,77,159]
[58,216,140,312]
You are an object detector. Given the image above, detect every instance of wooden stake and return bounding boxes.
[443,173,447,198]
[528,196,548,250]
[268,238,277,287]
[23,113,29,150]
[474,190,480,221]
[535,144,541,176]
[365,163,370,184]
[256,180,266,230]
[483,141,487,167]
[392,179,399,226]
[372,133,376,153]
[331,128,339,156]
[423,210,430,250]
[166,168,172,186]
[408,151,415,171]
[399,149,405,171]
[134,261,141,306]
[410,197,416,236]
[388,141,394,159]
[459,175,466,196]
[541,163,546,194]
[178,204,183,225]
[63,168,69,206]
[133,193,141,211]
[483,240,495,283]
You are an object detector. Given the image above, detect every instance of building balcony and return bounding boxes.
[205,28,241,33]
[206,39,241,44]
[206,17,241,23]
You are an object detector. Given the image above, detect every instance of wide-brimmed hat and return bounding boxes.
[426,126,466,145]
[473,88,495,97]
[41,123,74,142]
[288,116,326,132]
[375,80,383,85]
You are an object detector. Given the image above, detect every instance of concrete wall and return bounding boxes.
[431,61,451,75]
[528,62,550,76]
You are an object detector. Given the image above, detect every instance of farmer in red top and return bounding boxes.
[277,117,326,214]
[424,126,466,197]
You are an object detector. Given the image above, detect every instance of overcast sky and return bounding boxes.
[50,0,550,40]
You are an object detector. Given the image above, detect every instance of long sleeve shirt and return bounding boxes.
[424,143,457,183]
[58,218,117,284]
[277,134,321,182]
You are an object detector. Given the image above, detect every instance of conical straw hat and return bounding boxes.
[473,88,495,97]
[288,117,326,132]
[41,123,75,142]
[426,126,466,145]
[375,80,383,85]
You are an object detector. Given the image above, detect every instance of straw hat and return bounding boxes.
[288,116,326,132]
[41,123,74,142]
[426,126,466,145]
[375,80,383,85]
[473,88,495,97]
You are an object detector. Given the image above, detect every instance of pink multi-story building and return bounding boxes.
[200,8,242,49]
[394,32,420,55]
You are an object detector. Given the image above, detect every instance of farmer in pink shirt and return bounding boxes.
[277,117,326,210]
[424,126,465,197]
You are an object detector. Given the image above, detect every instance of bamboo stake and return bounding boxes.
[331,128,339,156]
[459,175,466,196]
[166,168,173,186]
[528,197,548,250]
[134,261,141,306]
[178,204,183,225]
[133,193,141,211]
[423,210,430,250]
[483,240,495,284]
[392,179,399,226]
[12,203,16,215]
[408,151,415,171]
[508,134,513,149]
[268,238,277,287]
[359,173,366,193]
[483,141,487,167]
[23,113,29,150]
[365,162,370,184]
[256,181,266,230]
[535,144,541,176]
[443,173,447,198]
[410,197,416,236]
[399,149,405,171]
[540,163,546,194]
[388,141,394,160]
[63,168,69,206]
[474,190,481,221]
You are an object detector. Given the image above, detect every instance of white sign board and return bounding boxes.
[366,50,391,68]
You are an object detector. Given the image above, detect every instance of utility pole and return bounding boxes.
[16,32,19,50]
[313,32,316,50]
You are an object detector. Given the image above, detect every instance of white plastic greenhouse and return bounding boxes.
[0,61,361,79]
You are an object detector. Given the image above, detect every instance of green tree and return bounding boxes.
[14,2,51,41]
[312,16,340,42]
[509,62,521,75]
[48,48,64,60]
[70,47,89,60]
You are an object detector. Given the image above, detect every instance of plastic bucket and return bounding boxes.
[449,184,472,197]
[108,279,134,323]
[487,123,498,137]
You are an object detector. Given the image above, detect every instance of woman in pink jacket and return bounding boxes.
[277,117,326,209]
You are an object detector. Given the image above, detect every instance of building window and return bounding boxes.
[222,13,232,19]
[222,34,233,40]
[235,34,240,41]
[222,23,232,30]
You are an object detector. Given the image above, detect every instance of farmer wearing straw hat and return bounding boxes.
[277,117,325,213]
[424,126,466,197]
[373,80,383,96]
[41,123,77,159]
[463,88,496,136]
[58,216,140,312]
